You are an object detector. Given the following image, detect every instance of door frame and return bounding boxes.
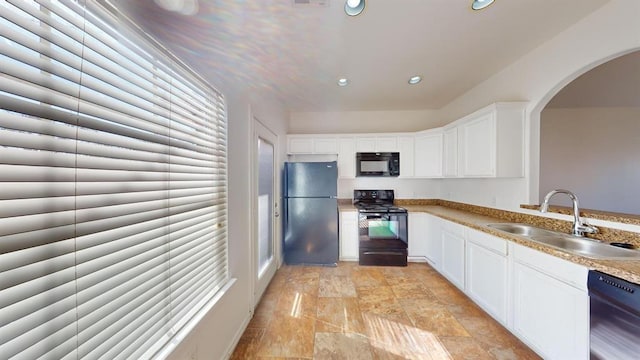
[250,116,280,308]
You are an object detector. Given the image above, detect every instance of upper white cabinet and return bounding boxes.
[397,136,415,178]
[456,102,527,177]
[337,137,356,179]
[356,136,398,152]
[414,130,443,178]
[287,135,338,154]
[443,126,458,177]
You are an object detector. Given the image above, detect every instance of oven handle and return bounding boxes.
[362,251,405,256]
[360,213,387,218]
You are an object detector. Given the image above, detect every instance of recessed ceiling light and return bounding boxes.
[408,76,422,85]
[337,78,349,87]
[345,0,365,16]
[471,0,495,10]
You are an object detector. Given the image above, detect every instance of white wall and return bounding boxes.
[435,0,640,212]
[167,88,288,360]
[540,107,640,215]
[289,109,442,134]
[339,178,441,200]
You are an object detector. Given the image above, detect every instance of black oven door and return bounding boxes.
[358,212,408,266]
[359,213,407,244]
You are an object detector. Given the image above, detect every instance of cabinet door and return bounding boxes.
[337,138,356,179]
[339,211,359,261]
[375,136,398,152]
[441,226,465,290]
[465,239,508,325]
[443,127,458,177]
[408,213,428,259]
[397,136,414,178]
[424,214,442,270]
[460,113,496,177]
[314,137,338,154]
[414,132,443,177]
[288,137,313,154]
[355,137,376,152]
[512,261,589,359]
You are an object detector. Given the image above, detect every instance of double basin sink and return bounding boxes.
[486,223,640,260]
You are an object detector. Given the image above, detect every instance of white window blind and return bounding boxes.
[0,1,228,359]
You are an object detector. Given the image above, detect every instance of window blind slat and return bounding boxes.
[0,1,228,358]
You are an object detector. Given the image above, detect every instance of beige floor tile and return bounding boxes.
[363,312,452,360]
[439,336,493,360]
[318,275,357,297]
[313,332,374,359]
[316,297,365,333]
[352,267,389,288]
[256,315,316,358]
[233,263,539,359]
[389,282,436,299]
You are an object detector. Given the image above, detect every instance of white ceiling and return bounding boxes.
[110,0,608,112]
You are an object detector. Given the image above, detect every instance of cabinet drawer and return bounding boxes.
[441,219,466,237]
[511,243,587,292]
[467,228,507,255]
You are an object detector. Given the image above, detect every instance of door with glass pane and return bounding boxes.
[253,120,278,307]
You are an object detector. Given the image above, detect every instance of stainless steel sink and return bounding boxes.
[486,223,556,237]
[486,223,640,260]
[531,235,640,260]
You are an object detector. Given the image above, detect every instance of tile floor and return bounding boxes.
[231,262,540,359]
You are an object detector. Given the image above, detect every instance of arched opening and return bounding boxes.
[531,49,640,215]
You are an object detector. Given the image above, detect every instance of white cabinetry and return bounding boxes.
[465,229,508,325]
[414,130,443,178]
[456,102,526,177]
[440,220,466,291]
[339,211,359,261]
[510,243,589,360]
[337,137,356,179]
[424,213,443,270]
[443,127,458,177]
[408,212,428,261]
[287,135,337,154]
[397,136,415,178]
[356,136,398,152]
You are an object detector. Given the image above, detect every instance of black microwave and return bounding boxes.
[356,152,400,177]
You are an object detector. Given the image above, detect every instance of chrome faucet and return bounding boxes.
[540,189,598,237]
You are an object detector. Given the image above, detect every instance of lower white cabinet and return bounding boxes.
[511,243,589,360]
[424,214,442,270]
[440,220,466,291]
[465,229,508,325]
[408,213,428,260]
[410,211,589,360]
[339,211,358,261]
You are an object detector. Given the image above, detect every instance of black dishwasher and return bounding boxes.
[588,270,640,359]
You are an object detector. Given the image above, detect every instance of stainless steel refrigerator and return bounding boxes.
[283,161,338,266]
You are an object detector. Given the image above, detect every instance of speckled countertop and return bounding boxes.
[338,198,640,283]
[400,203,640,284]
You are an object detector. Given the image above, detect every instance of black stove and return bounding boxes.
[353,190,407,214]
[353,190,408,266]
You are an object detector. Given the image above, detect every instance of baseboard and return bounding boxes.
[222,308,252,360]
[408,256,427,263]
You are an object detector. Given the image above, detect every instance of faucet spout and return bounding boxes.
[540,189,598,237]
